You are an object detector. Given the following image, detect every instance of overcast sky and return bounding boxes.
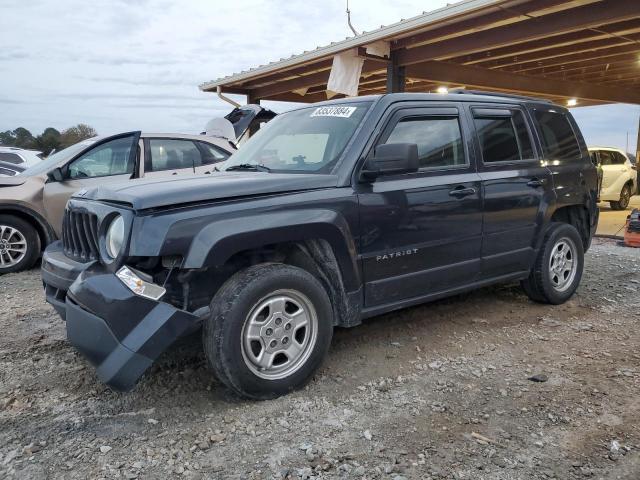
[0,0,638,151]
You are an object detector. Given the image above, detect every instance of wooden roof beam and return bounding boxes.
[523,53,639,76]
[501,43,640,73]
[588,72,640,84]
[560,65,640,81]
[397,0,640,65]
[404,60,640,104]
[220,59,333,90]
[250,61,386,100]
[473,33,640,70]
[265,91,340,103]
[543,61,640,77]
[452,18,640,65]
[393,0,590,50]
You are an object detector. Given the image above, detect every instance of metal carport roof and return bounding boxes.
[199,0,640,106]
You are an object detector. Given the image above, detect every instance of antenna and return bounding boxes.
[346,0,359,36]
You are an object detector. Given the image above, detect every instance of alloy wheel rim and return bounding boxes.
[548,237,577,292]
[621,187,630,207]
[241,289,318,380]
[0,225,27,269]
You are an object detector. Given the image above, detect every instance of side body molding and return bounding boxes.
[182,209,361,291]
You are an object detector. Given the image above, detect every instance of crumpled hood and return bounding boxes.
[76,172,339,210]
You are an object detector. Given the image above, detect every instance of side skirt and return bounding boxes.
[360,270,529,320]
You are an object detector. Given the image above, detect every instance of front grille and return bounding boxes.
[62,209,100,261]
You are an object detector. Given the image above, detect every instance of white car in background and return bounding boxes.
[0,147,43,168]
[589,147,637,210]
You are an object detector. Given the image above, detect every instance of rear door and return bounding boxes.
[529,105,596,216]
[42,132,141,236]
[469,104,553,279]
[356,104,483,307]
[599,150,629,198]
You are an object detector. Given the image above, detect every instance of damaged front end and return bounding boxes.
[41,199,202,391]
[65,264,200,391]
[43,242,201,391]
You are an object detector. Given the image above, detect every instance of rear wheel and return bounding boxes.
[610,183,631,210]
[521,223,584,305]
[0,215,40,274]
[203,263,333,399]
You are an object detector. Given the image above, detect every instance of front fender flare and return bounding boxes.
[182,209,361,291]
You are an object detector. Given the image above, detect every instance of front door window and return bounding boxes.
[68,136,135,179]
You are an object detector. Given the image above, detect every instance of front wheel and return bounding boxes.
[203,263,333,400]
[610,184,631,210]
[0,215,40,274]
[521,223,584,305]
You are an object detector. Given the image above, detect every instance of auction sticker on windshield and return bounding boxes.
[310,106,357,118]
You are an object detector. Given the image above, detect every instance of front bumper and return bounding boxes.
[41,242,89,319]
[42,241,200,391]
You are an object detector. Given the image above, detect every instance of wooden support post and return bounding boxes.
[247,92,261,105]
[386,52,405,93]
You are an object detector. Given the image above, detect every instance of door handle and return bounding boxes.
[527,178,544,188]
[449,186,476,198]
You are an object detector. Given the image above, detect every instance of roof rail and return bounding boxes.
[448,88,553,104]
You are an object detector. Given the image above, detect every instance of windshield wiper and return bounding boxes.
[225,163,271,172]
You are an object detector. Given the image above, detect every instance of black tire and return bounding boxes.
[0,214,41,274]
[203,263,333,400]
[521,222,584,305]
[610,183,631,210]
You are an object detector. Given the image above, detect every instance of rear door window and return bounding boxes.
[599,151,625,166]
[147,139,200,172]
[473,109,534,163]
[532,110,581,160]
[611,151,627,165]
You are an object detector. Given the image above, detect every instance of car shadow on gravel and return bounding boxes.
[120,282,547,402]
[36,277,592,409]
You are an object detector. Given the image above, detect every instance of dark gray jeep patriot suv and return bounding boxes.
[42,92,599,399]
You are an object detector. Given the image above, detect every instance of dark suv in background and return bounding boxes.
[42,92,598,399]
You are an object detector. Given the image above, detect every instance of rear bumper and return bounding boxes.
[42,242,200,391]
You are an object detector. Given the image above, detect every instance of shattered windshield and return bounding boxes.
[222,103,371,174]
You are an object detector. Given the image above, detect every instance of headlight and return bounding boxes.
[105,215,125,259]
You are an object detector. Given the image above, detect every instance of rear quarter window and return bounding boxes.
[0,152,24,164]
[532,109,581,160]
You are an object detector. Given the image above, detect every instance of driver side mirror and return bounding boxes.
[46,167,66,183]
[360,143,419,181]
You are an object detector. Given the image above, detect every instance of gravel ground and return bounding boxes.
[1,238,639,480]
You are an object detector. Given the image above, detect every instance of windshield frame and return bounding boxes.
[221,101,374,175]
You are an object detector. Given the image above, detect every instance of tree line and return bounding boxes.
[0,124,98,155]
